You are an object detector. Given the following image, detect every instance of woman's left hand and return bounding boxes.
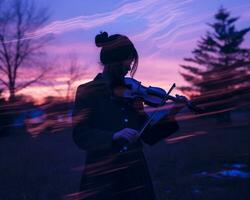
[168,94,188,116]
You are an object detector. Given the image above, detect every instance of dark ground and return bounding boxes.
[0,110,250,200]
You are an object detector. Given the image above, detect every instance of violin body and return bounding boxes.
[123,77,167,107]
[113,77,204,113]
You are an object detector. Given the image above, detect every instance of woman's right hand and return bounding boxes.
[112,128,140,144]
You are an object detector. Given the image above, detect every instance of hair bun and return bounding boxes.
[95,31,109,47]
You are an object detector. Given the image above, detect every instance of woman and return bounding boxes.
[72,32,185,200]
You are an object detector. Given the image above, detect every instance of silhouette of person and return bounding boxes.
[72,32,185,200]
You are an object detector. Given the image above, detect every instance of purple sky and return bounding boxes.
[23,0,250,100]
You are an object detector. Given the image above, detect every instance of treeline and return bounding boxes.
[179,7,250,122]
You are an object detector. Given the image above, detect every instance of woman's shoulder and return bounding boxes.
[76,78,109,98]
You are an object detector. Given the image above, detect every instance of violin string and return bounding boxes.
[139,111,157,136]
[138,83,176,136]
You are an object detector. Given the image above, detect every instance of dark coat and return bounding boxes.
[72,73,179,200]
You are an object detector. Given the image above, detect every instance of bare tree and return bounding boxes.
[0,0,51,101]
[46,53,86,101]
[65,54,86,101]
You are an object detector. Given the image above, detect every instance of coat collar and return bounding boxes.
[93,73,103,81]
[93,73,113,96]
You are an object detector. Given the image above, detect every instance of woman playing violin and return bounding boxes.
[72,31,185,200]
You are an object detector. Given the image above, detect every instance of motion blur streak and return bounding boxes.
[4,0,194,49]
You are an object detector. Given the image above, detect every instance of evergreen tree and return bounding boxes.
[179,7,250,122]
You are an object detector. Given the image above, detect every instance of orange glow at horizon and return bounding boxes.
[9,76,186,105]
[1,27,208,106]
[1,43,190,104]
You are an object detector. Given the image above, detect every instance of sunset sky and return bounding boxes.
[19,0,250,101]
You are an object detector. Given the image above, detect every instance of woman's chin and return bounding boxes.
[123,71,129,76]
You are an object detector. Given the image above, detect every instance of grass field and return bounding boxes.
[0,110,249,200]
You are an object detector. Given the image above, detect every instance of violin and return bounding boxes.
[114,77,204,114]
[113,77,205,153]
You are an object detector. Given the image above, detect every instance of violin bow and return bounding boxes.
[120,83,176,152]
[138,83,176,136]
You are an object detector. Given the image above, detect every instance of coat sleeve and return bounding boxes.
[72,85,114,152]
[137,106,179,146]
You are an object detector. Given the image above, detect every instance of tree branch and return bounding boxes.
[0,77,8,86]
[15,69,46,92]
[0,64,7,74]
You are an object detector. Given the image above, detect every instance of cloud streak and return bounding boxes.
[5,0,194,45]
[9,0,155,41]
[4,0,250,53]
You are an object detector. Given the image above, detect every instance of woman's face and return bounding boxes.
[106,58,133,86]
